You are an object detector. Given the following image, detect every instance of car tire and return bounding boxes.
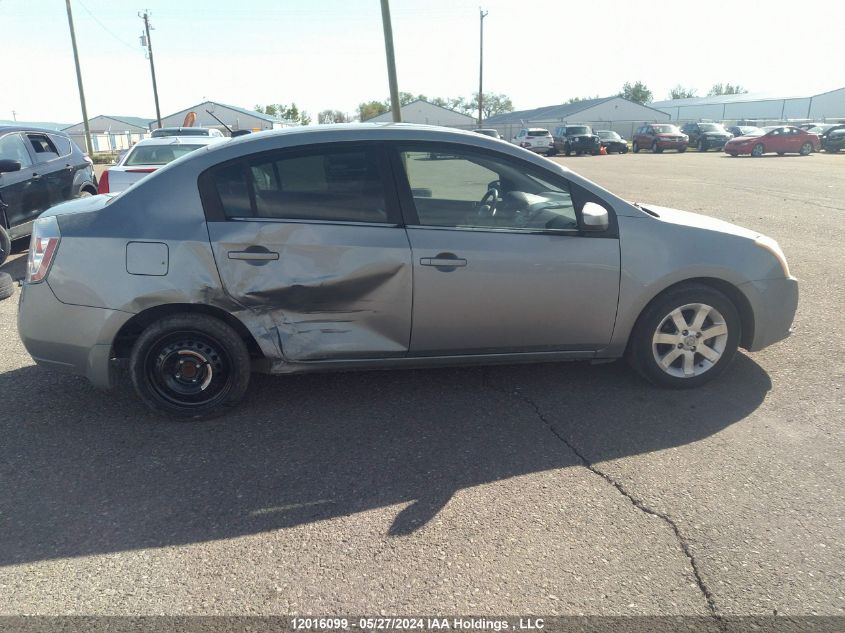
[632,142,640,153]
[565,147,572,157]
[697,140,706,152]
[0,272,13,301]
[799,142,813,156]
[0,226,11,268]
[621,146,629,154]
[627,283,740,389]
[651,141,662,153]
[678,146,687,153]
[777,152,785,156]
[129,313,252,419]
[728,151,738,157]
[751,143,764,157]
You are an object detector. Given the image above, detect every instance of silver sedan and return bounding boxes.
[18,124,798,418]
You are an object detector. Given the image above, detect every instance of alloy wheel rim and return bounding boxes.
[652,303,728,378]
[752,144,763,156]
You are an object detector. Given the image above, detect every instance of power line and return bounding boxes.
[75,0,138,51]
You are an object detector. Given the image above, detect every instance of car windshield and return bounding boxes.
[699,123,727,133]
[527,130,550,137]
[742,128,766,137]
[474,129,498,137]
[652,125,679,134]
[597,131,621,140]
[566,126,591,135]
[124,143,206,166]
[808,125,835,133]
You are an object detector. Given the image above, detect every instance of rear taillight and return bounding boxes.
[26,217,61,283]
[98,170,110,194]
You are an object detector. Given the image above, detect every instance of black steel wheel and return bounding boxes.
[130,314,251,419]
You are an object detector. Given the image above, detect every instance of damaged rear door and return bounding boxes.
[200,144,413,362]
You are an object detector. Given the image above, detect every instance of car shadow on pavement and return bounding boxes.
[0,354,770,566]
[0,240,28,281]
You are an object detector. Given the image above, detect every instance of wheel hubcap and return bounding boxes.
[652,303,728,378]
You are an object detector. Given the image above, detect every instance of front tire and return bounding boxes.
[130,314,251,419]
[751,143,764,157]
[652,141,663,153]
[697,139,707,152]
[0,226,10,267]
[627,284,740,389]
[632,142,640,153]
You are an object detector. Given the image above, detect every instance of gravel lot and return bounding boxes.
[0,151,842,620]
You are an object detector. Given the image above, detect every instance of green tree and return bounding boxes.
[468,92,514,120]
[358,100,389,121]
[566,95,600,104]
[707,83,748,96]
[254,103,310,125]
[318,110,350,124]
[668,85,697,99]
[619,81,653,104]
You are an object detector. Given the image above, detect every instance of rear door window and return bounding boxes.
[25,133,60,163]
[204,147,392,224]
[49,134,73,157]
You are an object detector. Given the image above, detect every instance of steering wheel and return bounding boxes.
[478,188,499,218]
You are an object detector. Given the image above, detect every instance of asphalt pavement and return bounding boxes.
[0,150,842,620]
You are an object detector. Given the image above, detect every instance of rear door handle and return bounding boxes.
[420,253,467,269]
[228,250,279,261]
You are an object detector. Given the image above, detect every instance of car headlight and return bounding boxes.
[755,235,791,277]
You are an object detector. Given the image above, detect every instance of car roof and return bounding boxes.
[0,125,69,136]
[130,136,227,148]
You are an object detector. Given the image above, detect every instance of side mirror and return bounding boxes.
[0,159,22,174]
[581,201,609,231]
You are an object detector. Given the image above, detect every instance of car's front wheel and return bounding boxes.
[0,226,10,267]
[632,141,640,153]
[627,284,740,388]
[697,139,707,151]
[751,143,764,157]
[130,313,251,419]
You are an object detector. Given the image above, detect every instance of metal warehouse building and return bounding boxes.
[366,99,476,127]
[652,87,845,124]
[157,101,295,134]
[483,96,670,140]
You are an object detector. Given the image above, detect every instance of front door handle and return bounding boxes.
[420,252,467,271]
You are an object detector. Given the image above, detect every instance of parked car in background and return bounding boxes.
[151,127,225,138]
[595,130,628,154]
[512,128,554,155]
[728,125,761,137]
[796,123,824,131]
[552,125,601,156]
[473,129,501,139]
[724,126,820,157]
[0,125,96,265]
[808,124,845,152]
[632,124,688,153]
[681,122,733,152]
[17,125,797,418]
[98,136,226,193]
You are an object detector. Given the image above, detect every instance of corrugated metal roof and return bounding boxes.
[485,97,615,124]
[651,92,807,108]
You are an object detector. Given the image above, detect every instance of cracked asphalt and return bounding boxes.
[0,151,842,620]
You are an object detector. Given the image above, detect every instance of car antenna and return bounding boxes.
[205,109,234,135]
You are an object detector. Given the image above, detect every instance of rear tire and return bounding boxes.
[0,226,10,267]
[627,284,740,389]
[697,139,707,152]
[799,142,812,156]
[130,314,251,419]
[0,272,13,301]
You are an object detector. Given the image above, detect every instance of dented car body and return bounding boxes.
[18,124,798,418]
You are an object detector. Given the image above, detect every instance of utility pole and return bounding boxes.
[65,0,93,155]
[139,10,162,129]
[380,0,401,122]
[478,8,488,127]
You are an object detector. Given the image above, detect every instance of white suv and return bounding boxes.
[512,128,553,155]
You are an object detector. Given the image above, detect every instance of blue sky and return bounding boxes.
[1,0,842,125]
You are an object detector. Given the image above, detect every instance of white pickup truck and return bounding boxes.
[98,135,226,193]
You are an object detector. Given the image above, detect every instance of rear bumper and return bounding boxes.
[17,281,132,388]
[740,277,799,352]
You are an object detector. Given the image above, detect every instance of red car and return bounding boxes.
[724,126,820,157]
[632,124,688,153]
